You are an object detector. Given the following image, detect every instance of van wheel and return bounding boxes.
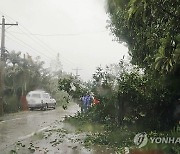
[44,104,48,110]
[29,108,34,111]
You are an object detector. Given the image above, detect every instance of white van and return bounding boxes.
[26,90,56,110]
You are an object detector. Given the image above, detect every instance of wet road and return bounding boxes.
[0,103,80,151]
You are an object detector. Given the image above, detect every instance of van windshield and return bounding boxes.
[31,94,41,98]
[43,94,50,98]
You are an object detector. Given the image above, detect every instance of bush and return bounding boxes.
[4,95,21,113]
[90,63,177,131]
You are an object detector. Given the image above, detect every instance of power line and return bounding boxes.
[72,67,82,78]
[7,30,107,36]
[17,24,77,67]
[6,34,77,73]
[6,32,88,79]
[0,11,106,71]
[0,11,90,76]
[0,12,56,59]
[6,35,51,61]
[6,32,55,61]
[16,25,77,66]
[6,32,76,70]
[6,34,77,71]
[0,11,76,66]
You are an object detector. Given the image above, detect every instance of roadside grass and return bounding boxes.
[64,113,134,152]
[65,113,180,154]
[141,129,180,153]
[64,115,104,133]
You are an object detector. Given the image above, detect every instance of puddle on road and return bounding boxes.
[2,120,115,154]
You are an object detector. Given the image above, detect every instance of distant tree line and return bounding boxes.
[0,51,66,114]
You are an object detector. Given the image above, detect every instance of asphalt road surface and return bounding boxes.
[0,102,80,151]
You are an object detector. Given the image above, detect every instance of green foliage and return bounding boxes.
[91,65,119,123]
[117,71,176,131]
[65,112,134,149]
[58,75,88,99]
[59,77,73,94]
[3,95,20,113]
[5,52,50,97]
[67,110,180,153]
[1,51,64,113]
[105,0,180,130]
[84,129,134,149]
[66,112,135,151]
[63,1,180,151]
[88,59,177,131]
[106,0,180,74]
[67,59,179,152]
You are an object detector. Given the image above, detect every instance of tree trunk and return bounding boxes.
[117,93,124,125]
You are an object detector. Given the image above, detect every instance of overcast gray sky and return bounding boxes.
[0,0,128,81]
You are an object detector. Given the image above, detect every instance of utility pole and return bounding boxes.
[0,16,18,115]
[72,67,82,78]
[1,16,18,61]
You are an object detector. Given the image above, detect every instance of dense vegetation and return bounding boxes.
[0,51,67,114]
[104,0,180,129]
[107,0,180,72]
[62,0,180,130]
[0,0,179,152]
[60,0,180,153]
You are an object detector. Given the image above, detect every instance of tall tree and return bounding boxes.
[106,0,180,74]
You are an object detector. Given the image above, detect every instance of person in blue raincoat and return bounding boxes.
[85,94,92,110]
[81,95,87,113]
[81,93,92,112]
